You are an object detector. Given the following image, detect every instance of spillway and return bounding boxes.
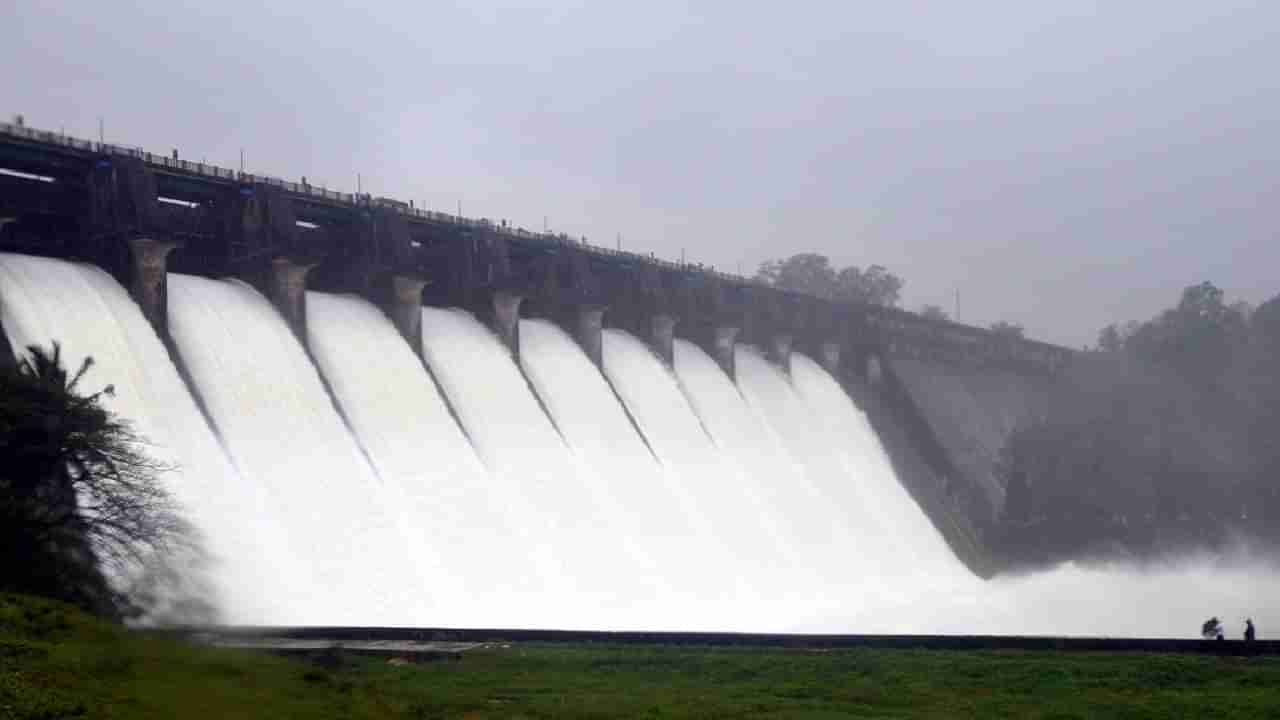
[4,251,1278,636]
[305,292,528,626]
[518,320,688,579]
[0,254,295,624]
[730,346,867,553]
[167,274,431,625]
[731,345,976,625]
[600,329,799,610]
[418,307,664,629]
[672,339,834,557]
[789,353,957,574]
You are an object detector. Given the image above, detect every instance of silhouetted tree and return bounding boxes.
[920,304,950,322]
[1097,324,1124,353]
[990,321,1025,339]
[993,281,1280,567]
[833,264,903,306]
[754,253,837,297]
[1096,321,1141,353]
[1253,296,1280,347]
[0,342,189,617]
[755,254,903,306]
[1127,281,1248,387]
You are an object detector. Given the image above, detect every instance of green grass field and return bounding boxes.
[4,593,1279,719]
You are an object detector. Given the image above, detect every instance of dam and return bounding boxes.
[3,119,1274,636]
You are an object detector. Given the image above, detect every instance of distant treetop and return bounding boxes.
[920,304,950,322]
[755,253,903,307]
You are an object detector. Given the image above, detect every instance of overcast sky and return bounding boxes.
[4,1,1277,346]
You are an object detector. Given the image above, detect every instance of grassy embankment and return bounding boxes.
[4,593,1279,719]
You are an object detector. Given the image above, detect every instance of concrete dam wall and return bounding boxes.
[0,119,1079,624]
[892,359,1051,516]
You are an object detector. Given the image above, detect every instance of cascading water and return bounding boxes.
[731,344,985,627]
[523,320,794,626]
[730,346,870,553]
[518,320,688,581]
[4,252,1278,636]
[0,254,296,624]
[600,329,807,617]
[304,292,529,626]
[671,339,838,557]
[789,353,956,573]
[417,306,661,629]
[728,344,1280,636]
[166,274,431,625]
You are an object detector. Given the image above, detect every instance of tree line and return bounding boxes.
[754,253,905,307]
[754,253,1025,336]
[995,282,1280,566]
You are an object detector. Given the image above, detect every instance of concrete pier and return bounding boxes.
[769,333,794,374]
[574,305,607,368]
[127,236,179,339]
[820,341,842,375]
[650,314,677,366]
[491,290,524,359]
[385,275,430,359]
[712,326,740,380]
[267,257,317,346]
[866,353,884,385]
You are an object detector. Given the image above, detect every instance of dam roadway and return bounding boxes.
[0,117,1074,577]
[0,119,1070,374]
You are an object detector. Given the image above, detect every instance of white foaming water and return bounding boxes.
[766,349,979,624]
[790,551,1280,638]
[305,292,529,625]
[731,347,868,553]
[5,252,1278,635]
[727,344,1280,637]
[731,345,990,627]
[601,329,798,613]
[519,320,689,580]
[418,307,658,628]
[789,353,957,574]
[0,254,295,623]
[167,274,430,625]
[672,339,833,557]
[983,553,1280,638]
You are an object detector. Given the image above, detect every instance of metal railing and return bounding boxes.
[0,119,1071,359]
[0,119,757,283]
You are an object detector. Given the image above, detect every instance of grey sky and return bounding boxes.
[5,1,1277,346]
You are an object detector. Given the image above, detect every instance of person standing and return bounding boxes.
[1245,619,1256,642]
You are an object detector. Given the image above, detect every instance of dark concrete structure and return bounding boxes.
[185,625,1280,657]
[0,120,1076,575]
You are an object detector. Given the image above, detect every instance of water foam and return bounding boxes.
[167,274,430,625]
[607,330,835,615]
[519,320,688,579]
[419,307,659,628]
[5,253,1277,635]
[0,254,293,623]
[305,291,528,625]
